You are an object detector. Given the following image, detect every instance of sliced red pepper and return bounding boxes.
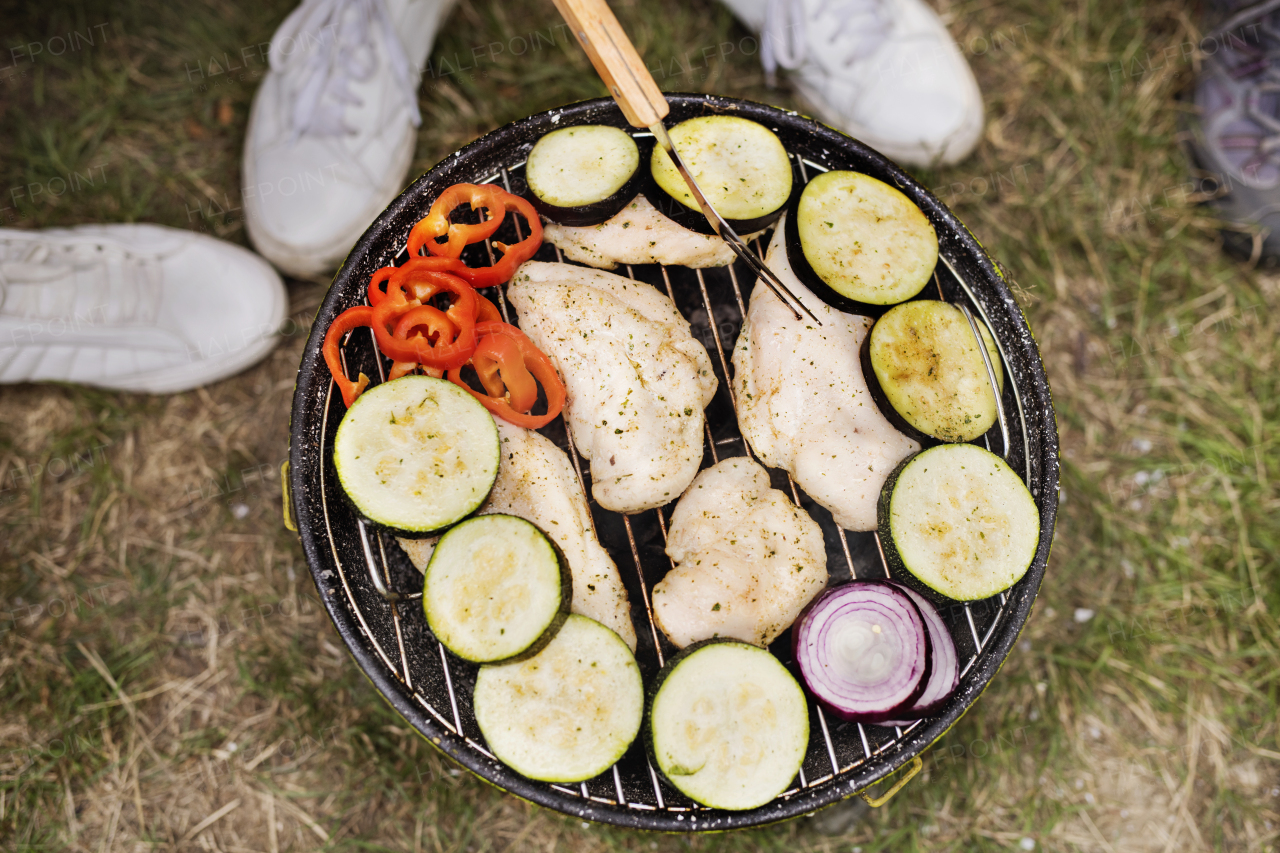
[393,304,458,350]
[473,331,538,412]
[448,321,565,429]
[323,181,547,410]
[322,305,375,408]
[388,361,444,381]
[451,193,544,288]
[475,293,503,325]
[388,263,477,328]
[408,183,505,259]
[372,268,478,370]
[368,256,466,307]
[367,265,397,308]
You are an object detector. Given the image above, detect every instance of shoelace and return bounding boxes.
[270,0,421,142]
[0,235,163,327]
[761,0,893,86]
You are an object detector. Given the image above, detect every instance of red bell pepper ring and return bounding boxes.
[451,193,544,288]
[472,331,538,413]
[372,267,478,370]
[448,321,566,429]
[387,263,476,328]
[368,256,466,307]
[385,295,501,380]
[322,305,375,408]
[393,304,458,350]
[475,293,503,325]
[367,265,397,308]
[389,258,476,315]
[408,183,506,259]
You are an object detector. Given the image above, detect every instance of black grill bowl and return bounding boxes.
[288,94,1059,832]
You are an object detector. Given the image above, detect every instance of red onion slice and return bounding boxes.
[879,582,959,726]
[792,581,931,722]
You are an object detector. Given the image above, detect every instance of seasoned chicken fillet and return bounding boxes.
[654,457,827,648]
[398,420,636,651]
[731,215,920,530]
[508,261,717,514]
[543,195,738,269]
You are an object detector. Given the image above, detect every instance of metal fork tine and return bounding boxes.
[648,120,822,326]
[730,232,820,324]
[719,222,819,324]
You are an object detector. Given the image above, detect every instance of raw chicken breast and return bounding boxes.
[543,195,737,269]
[507,261,717,514]
[654,457,827,648]
[398,419,636,651]
[731,214,920,530]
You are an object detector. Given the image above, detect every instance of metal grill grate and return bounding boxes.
[323,156,1021,808]
[290,94,1058,832]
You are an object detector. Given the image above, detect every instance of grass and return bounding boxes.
[1,0,1278,849]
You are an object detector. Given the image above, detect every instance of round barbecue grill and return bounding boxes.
[286,94,1060,831]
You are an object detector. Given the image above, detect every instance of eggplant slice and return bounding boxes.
[650,115,793,235]
[786,170,938,316]
[526,125,645,227]
[861,299,1005,444]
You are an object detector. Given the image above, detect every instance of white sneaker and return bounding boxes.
[243,0,457,278]
[0,225,287,394]
[721,0,983,166]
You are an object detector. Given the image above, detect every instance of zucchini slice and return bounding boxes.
[878,444,1040,602]
[424,514,571,663]
[648,640,808,811]
[786,170,937,315]
[526,125,644,227]
[333,375,499,537]
[650,116,792,235]
[474,615,643,783]
[862,300,1004,443]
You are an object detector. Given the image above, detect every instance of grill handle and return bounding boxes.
[550,0,669,128]
[281,461,297,533]
[859,755,923,808]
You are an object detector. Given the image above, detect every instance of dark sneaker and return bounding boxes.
[1188,0,1280,260]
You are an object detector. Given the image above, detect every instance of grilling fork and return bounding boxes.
[549,0,821,325]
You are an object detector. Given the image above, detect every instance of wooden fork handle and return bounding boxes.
[551,0,670,128]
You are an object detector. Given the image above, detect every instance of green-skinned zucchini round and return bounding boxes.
[333,375,499,538]
[860,300,1005,444]
[525,125,645,226]
[649,115,793,236]
[423,514,571,663]
[785,170,937,316]
[877,444,1040,603]
[474,614,643,783]
[646,639,808,810]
